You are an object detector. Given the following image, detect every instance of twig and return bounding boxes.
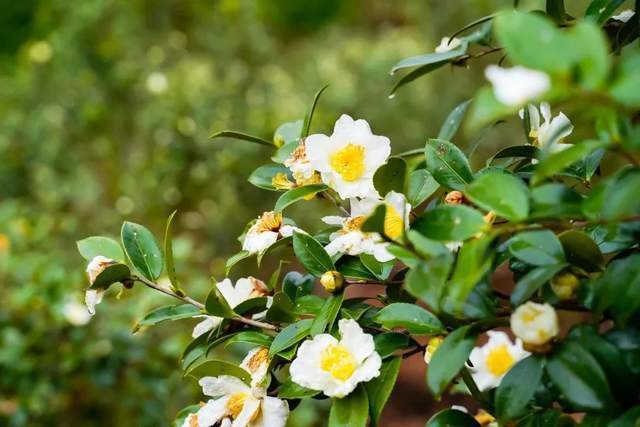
[320,191,350,216]
[133,276,280,331]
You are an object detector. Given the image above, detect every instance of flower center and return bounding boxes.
[384,204,404,239]
[246,347,270,373]
[343,215,366,232]
[226,392,247,419]
[329,143,366,182]
[485,344,515,377]
[320,344,357,381]
[256,211,282,232]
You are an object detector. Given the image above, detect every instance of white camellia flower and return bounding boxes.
[468,331,529,391]
[192,277,270,339]
[283,142,322,186]
[434,37,463,53]
[84,255,116,315]
[612,9,635,22]
[485,65,551,107]
[242,211,303,255]
[306,114,391,199]
[290,319,382,398]
[511,302,559,347]
[322,192,410,262]
[519,102,573,153]
[183,347,288,427]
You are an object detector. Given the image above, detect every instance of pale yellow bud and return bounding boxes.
[550,272,580,300]
[424,336,444,364]
[320,270,343,293]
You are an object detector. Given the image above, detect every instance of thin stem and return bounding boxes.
[320,191,350,216]
[133,276,280,331]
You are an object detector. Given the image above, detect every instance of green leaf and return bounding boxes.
[586,0,626,24]
[282,271,315,301]
[494,11,573,73]
[77,236,125,262]
[373,302,444,335]
[426,409,481,427]
[248,163,293,191]
[530,183,583,219]
[294,294,324,316]
[205,282,235,318]
[274,184,327,212]
[366,356,401,427]
[509,230,565,266]
[545,341,615,411]
[91,263,131,289]
[328,385,369,427]
[310,292,344,336]
[405,257,452,313]
[390,44,468,74]
[511,264,566,306]
[601,168,640,220]
[558,230,603,272]
[425,139,474,190]
[610,56,640,107]
[336,256,378,281]
[488,145,541,165]
[406,231,450,258]
[224,331,273,348]
[609,406,640,427]
[438,99,471,141]
[569,21,610,90]
[271,140,299,164]
[303,84,329,137]
[361,204,387,236]
[121,221,163,281]
[373,332,410,358]
[546,0,567,23]
[234,297,269,317]
[273,120,303,147]
[406,169,439,206]
[134,304,200,330]
[466,87,515,131]
[292,232,335,277]
[265,292,296,323]
[185,359,251,384]
[532,140,608,185]
[465,171,529,221]
[591,253,640,327]
[495,356,544,420]
[412,205,486,241]
[269,318,313,355]
[277,378,320,399]
[163,210,181,293]
[373,157,406,197]
[389,52,466,96]
[225,250,250,275]
[427,325,477,396]
[359,254,393,281]
[209,130,273,147]
[447,235,495,307]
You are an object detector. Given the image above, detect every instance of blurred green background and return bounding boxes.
[0,0,589,425]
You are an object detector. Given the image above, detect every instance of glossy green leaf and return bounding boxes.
[185,359,251,384]
[412,205,486,241]
[282,271,315,301]
[406,231,450,258]
[310,292,344,336]
[569,20,610,90]
[509,230,565,266]
[91,263,131,289]
[466,87,515,131]
[406,169,439,206]
[373,302,444,335]
[426,409,481,427]
[532,140,608,185]
[269,318,313,355]
[438,99,471,141]
[361,204,387,236]
[373,157,406,197]
[336,256,378,281]
[302,84,329,137]
[359,254,393,281]
[495,356,544,420]
[366,356,401,427]
[530,183,583,219]
[600,168,640,220]
[292,232,335,277]
[546,0,567,23]
[265,292,296,323]
[225,250,250,275]
[277,378,320,399]
[558,230,603,272]
[224,331,273,348]
[465,171,529,221]
[511,264,566,306]
[234,297,269,317]
[424,139,474,190]
[427,326,476,396]
[134,304,200,332]
[373,332,410,358]
[591,253,640,327]
[121,221,163,281]
[405,257,452,313]
[328,385,369,427]
[447,235,495,307]
[390,44,468,74]
[273,120,303,147]
[488,145,541,165]
[77,236,125,262]
[205,283,235,318]
[248,164,293,191]
[610,56,640,107]
[271,140,299,164]
[209,130,273,147]
[163,210,181,293]
[274,184,327,212]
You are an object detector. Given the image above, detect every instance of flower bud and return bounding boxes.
[511,302,559,349]
[86,256,116,285]
[320,270,343,293]
[550,271,580,300]
[444,191,465,205]
[423,336,443,364]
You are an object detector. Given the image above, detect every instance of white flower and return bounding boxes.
[306,114,391,199]
[62,298,92,326]
[485,65,551,107]
[186,347,288,427]
[612,9,635,22]
[242,211,304,255]
[84,256,115,316]
[323,193,410,262]
[518,103,573,153]
[435,37,462,53]
[192,277,270,338]
[468,331,529,391]
[290,319,382,398]
[511,302,559,347]
[283,142,322,186]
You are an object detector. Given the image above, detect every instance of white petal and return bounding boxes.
[192,316,222,338]
[280,225,304,238]
[290,334,339,392]
[373,242,394,262]
[242,231,278,255]
[197,398,229,427]
[199,375,250,397]
[362,136,391,171]
[350,198,380,217]
[321,216,346,226]
[332,114,357,136]
[240,347,270,388]
[471,370,499,392]
[305,134,333,172]
[254,396,289,427]
[233,278,255,306]
[84,289,104,316]
[485,65,550,107]
[231,396,261,427]
[612,9,635,22]
[338,319,375,363]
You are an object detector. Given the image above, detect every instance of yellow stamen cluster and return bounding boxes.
[329,143,366,182]
[226,392,248,419]
[343,215,366,232]
[246,347,270,373]
[485,344,515,377]
[320,344,357,381]
[272,173,295,190]
[256,211,282,233]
